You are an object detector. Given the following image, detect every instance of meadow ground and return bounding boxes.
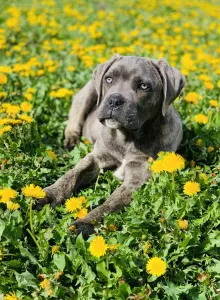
[0,0,219,299]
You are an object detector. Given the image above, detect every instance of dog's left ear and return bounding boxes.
[93,54,120,105]
[151,59,185,117]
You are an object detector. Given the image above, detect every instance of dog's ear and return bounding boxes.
[151,59,185,117]
[93,55,120,105]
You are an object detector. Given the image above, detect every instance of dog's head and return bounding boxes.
[93,55,185,130]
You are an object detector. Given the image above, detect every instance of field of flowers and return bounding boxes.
[0,0,219,299]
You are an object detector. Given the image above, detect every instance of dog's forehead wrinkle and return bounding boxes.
[110,58,160,84]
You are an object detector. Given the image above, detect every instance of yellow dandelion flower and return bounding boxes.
[0,125,12,137]
[185,92,199,104]
[37,69,45,76]
[83,139,90,145]
[151,160,164,173]
[89,236,108,258]
[22,184,46,198]
[107,244,120,251]
[65,197,83,212]
[204,81,214,90]
[24,92,33,101]
[147,157,154,163]
[196,139,202,147]
[0,66,12,73]
[54,271,63,280]
[78,196,87,203]
[19,114,33,123]
[46,150,57,160]
[26,87,36,94]
[146,257,167,277]
[1,103,10,109]
[6,201,20,211]
[207,146,214,153]
[20,101,32,112]
[194,114,208,124]
[0,91,7,98]
[0,73,7,84]
[0,188,17,203]
[40,278,51,290]
[162,153,185,172]
[199,173,208,184]
[74,207,88,219]
[51,245,60,254]
[0,248,2,261]
[67,66,75,72]
[198,74,211,82]
[108,223,117,231]
[144,241,151,254]
[50,88,73,98]
[4,292,21,300]
[151,152,185,173]
[177,219,189,230]
[6,105,20,115]
[209,100,218,107]
[159,217,166,224]
[183,181,200,196]
[0,118,21,126]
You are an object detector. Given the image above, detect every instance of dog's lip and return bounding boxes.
[99,117,139,131]
[99,117,114,123]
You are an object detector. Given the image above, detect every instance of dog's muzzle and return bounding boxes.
[107,93,124,110]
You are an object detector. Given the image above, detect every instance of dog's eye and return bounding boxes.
[140,83,150,90]
[105,77,113,84]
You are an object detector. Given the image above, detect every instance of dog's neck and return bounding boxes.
[133,106,172,140]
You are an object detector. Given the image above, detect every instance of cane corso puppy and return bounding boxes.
[39,55,185,237]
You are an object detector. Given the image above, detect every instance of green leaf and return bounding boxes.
[0,219,5,240]
[75,233,86,257]
[6,259,22,269]
[162,282,193,298]
[19,245,42,268]
[147,275,158,282]
[181,234,192,248]
[53,253,66,271]
[15,270,38,289]
[118,283,131,299]
[96,261,111,281]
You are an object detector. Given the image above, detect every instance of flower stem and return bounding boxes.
[2,253,19,257]
[171,172,176,203]
[172,172,175,190]
[29,197,34,234]
[27,229,41,251]
[28,198,41,251]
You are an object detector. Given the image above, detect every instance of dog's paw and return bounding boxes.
[72,219,95,239]
[37,185,65,207]
[64,130,80,151]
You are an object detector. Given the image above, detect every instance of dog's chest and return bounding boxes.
[114,159,127,181]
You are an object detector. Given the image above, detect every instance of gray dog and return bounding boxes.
[39,55,185,237]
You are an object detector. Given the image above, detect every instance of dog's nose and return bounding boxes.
[108,94,124,109]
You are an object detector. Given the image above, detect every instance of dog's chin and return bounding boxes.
[103,119,122,129]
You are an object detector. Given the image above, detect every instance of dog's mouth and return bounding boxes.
[100,118,140,131]
[100,118,122,129]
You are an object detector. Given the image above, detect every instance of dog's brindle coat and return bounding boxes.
[39,55,185,238]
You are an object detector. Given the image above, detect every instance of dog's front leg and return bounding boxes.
[74,160,150,237]
[64,80,97,149]
[38,153,99,207]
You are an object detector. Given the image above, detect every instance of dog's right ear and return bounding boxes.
[93,55,120,105]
